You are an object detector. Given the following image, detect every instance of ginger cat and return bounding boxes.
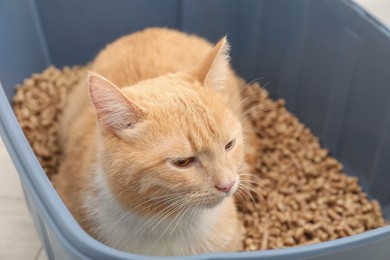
[55,28,258,256]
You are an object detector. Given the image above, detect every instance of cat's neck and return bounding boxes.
[82,164,229,256]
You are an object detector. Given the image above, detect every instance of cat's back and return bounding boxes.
[92,27,213,87]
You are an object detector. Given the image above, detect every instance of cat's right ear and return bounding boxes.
[88,72,147,132]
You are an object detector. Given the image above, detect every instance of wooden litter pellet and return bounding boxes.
[13,65,89,179]
[237,82,387,250]
[260,230,269,250]
[13,65,388,252]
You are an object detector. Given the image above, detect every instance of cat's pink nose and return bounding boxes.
[215,180,236,193]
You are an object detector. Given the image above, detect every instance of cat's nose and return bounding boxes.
[215,180,236,193]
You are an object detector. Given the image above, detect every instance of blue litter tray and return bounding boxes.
[1,0,390,259]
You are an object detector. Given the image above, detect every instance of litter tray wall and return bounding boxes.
[1,0,390,259]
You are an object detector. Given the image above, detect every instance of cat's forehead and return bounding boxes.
[150,102,239,154]
[127,76,226,116]
[123,75,240,145]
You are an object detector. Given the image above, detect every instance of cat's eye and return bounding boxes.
[172,157,195,168]
[225,139,236,151]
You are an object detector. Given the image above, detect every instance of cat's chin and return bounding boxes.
[196,194,232,209]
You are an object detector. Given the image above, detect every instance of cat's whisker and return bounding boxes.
[141,209,181,242]
[235,101,267,121]
[183,205,195,228]
[145,190,198,231]
[250,187,269,211]
[239,114,267,126]
[238,183,257,207]
[224,76,263,111]
[154,202,189,245]
[240,124,267,137]
[228,96,249,118]
[239,178,266,189]
[242,130,267,138]
[238,106,272,122]
[134,196,185,226]
[190,195,204,226]
[227,77,263,106]
[240,182,267,194]
[239,183,269,211]
[223,77,265,124]
[246,101,273,111]
[127,194,180,216]
[132,207,168,235]
[130,193,185,215]
[239,177,264,183]
[138,199,186,237]
[239,102,272,116]
[222,96,245,128]
[239,114,269,128]
[132,192,184,205]
[262,81,270,89]
[138,195,187,223]
[183,191,202,227]
[144,207,184,239]
[239,175,268,191]
[168,202,192,241]
[190,206,199,226]
[131,195,183,218]
[234,189,248,212]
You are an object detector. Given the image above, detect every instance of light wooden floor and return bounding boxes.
[0,1,388,259]
[0,137,47,260]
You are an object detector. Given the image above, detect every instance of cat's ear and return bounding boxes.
[88,72,147,132]
[189,36,230,91]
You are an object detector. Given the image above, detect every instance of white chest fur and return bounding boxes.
[82,167,230,256]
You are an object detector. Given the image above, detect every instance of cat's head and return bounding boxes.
[89,38,244,217]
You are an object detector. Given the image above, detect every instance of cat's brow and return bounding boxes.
[150,134,193,158]
[186,131,198,153]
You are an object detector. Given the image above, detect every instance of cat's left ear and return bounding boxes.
[189,36,230,91]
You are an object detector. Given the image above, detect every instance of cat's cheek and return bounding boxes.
[154,166,200,192]
[229,143,244,167]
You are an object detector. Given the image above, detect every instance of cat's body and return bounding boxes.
[55,28,257,256]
